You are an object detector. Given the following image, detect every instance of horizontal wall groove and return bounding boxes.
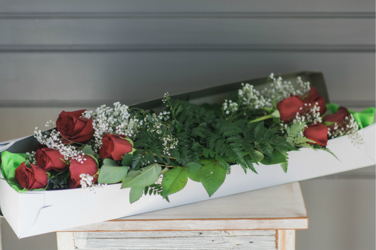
[0,12,374,19]
[0,44,374,53]
[0,100,374,108]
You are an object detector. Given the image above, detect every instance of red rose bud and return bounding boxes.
[277,96,305,123]
[69,156,98,188]
[15,163,48,190]
[56,109,94,143]
[303,123,328,147]
[303,87,327,115]
[99,133,133,161]
[323,107,351,131]
[35,148,68,172]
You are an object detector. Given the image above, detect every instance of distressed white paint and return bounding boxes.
[73,231,278,250]
[278,230,295,250]
[56,232,75,250]
[57,183,306,249]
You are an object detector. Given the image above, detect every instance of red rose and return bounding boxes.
[15,163,48,190]
[303,87,327,115]
[99,133,133,161]
[323,107,351,131]
[56,109,94,143]
[303,123,328,147]
[35,148,68,172]
[69,156,98,188]
[277,96,305,123]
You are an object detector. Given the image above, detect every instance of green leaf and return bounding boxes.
[323,121,336,126]
[82,145,95,155]
[121,153,134,166]
[121,163,161,188]
[248,149,264,163]
[271,109,280,118]
[200,160,226,197]
[261,143,274,159]
[280,162,288,173]
[286,122,306,144]
[223,127,243,137]
[244,156,257,174]
[130,187,144,203]
[175,123,184,133]
[98,165,129,184]
[263,107,274,113]
[254,122,264,139]
[215,155,230,172]
[162,167,189,196]
[103,158,118,166]
[203,147,210,158]
[185,162,202,182]
[260,151,287,165]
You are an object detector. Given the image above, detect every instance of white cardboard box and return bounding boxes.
[0,124,374,238]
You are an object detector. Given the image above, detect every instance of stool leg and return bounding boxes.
[56,232,75,250]
[277,230,295,250]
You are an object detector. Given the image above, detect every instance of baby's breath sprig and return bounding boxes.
[160,134,179,155]
[83,102,141,151]
[327,115,363,146]
[34,128,85,163]
[222,99,239,115]
[143,110,178,155]
[80,173,106,191]
[239,83,271,110]
[25,151,37,165]
[261,73,310,104]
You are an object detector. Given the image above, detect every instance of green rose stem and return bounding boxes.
[249,109,280,124]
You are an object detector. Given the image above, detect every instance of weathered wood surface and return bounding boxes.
[0,0,373,12]
[277,230,295,250]
[0,53,374,108]
[59,230,298,250]
[61,182,308,232]
[57,183,306,249]
[73,231,278,250]
[57,232,75,250]
[1,19,373,45]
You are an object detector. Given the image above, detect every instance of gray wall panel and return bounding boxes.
[0,19,374,45]
[0,0,374,12]
[0,52,374,106]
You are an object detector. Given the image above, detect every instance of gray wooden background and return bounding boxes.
[0,1,375,250]
[0,0,374,108]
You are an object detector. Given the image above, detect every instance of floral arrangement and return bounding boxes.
[1,74,374,204]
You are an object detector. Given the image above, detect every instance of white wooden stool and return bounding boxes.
[57,182,308,250]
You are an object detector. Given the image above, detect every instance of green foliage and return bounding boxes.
[185,162,203,182]
[121,153,134,167]
[129,98,297,200]
[82,145,95,156]
[121,163,161,188]
[129,187,144,203]
[46,168,70,190]
[286,122,306,144]
[293,136,315,148]
[143,184,170,202]
[162,167,188,197]
[98,165,129,184]
[199,159,226,197]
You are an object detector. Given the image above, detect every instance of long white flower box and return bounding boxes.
[0,71,374,238]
